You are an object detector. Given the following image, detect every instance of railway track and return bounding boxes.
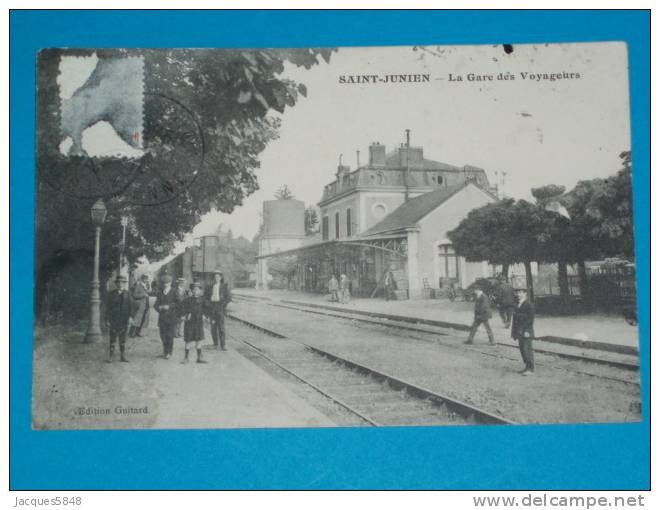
[236,296,640,387]
[227,313,516,426]
[233,295,640,375]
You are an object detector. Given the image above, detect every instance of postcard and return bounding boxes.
[33,43,640,431]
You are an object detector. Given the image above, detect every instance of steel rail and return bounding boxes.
[227,313,517,426]
[232,297,639,373]
[231,334,380,427]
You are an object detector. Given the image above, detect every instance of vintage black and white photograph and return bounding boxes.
[33,43,640,430]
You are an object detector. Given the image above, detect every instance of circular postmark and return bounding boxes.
[124,92,206,207]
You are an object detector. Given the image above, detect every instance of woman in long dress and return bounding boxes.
[129,274,151,337]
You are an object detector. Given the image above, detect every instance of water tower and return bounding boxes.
[257,199,306,289]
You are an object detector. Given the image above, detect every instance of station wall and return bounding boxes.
[416,184,497,289]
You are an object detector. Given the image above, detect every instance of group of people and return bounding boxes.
[328,274,352,304]
[465,281,536,376]
[105,271,232,365]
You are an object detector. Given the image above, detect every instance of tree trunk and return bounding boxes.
[501,263,509,279]
[577,260,588,301]
[524,260,534,301]
[557,260,570,311]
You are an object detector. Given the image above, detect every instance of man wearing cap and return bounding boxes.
[174,277,187,338]
[154,274,178,359]
[129,274,151,337]
[205,271,231,350]
[105,275,132,362]
[511,288,535,375]
[464,285,496,345]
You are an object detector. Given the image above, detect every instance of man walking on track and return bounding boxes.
[464,285,496,345]
[129,274,151,337]
[511,288,535,375]
[205,271,231,351]
[154,274,179,359]
[105,275,132,363]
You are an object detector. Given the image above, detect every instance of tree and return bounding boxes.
[36,47,334,320]
[304,206,320,235]
[267,255,298,289]
[531,184,572,304]
[540,152,634,302]
[587,152,634,259]
[449,152,633,307]
[274,184,294,200]
[448,198,545,297]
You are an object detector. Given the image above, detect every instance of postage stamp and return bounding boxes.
[58,54,144,158]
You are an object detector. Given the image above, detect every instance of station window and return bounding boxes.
[438,243,459,280]
[335,212,340,239]
[346,208,352,237]
[322,216,329,240]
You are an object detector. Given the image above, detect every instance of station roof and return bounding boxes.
[256,231,412,260]
[361,183,470,237]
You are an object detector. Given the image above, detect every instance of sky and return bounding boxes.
[59,43,631,267]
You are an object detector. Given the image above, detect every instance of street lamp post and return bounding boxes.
[119,216,128,277]
[84,199,107,343]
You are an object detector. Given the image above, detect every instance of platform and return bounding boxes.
[32,318,336,430]
[153,346,335,429]
[233,288,640,350]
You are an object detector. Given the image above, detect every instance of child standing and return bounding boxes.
[179,281,208,364]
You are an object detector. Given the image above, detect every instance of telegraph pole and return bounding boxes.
[404,129,411,202]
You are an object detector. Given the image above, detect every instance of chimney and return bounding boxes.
[336,154,350,190]
[368,142,386,167]
[399,130,424,169]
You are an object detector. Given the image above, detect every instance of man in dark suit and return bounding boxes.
[497,278,517,328]
[464,285,496,345]
[511,288,535,375]
[105,275,132,363]
[205,271,231,350]
[154,274,179,359]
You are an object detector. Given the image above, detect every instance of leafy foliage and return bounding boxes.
[36,47,334,320]
[448,152,634,299]
[274,184,294,200]
[304,206,320,235]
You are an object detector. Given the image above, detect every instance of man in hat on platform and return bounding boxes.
[511,288,535,375]
[174,277,187,338]
[205,270,231,350]
[154,274,178,359]
[129,274,151,337]
[464,284,496,345]
[105,275,132,363]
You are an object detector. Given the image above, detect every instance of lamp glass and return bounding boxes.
[90,199,107,227]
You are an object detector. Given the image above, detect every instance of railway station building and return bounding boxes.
[257,138,500,299]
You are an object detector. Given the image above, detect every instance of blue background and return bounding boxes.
[10,10,650,490]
